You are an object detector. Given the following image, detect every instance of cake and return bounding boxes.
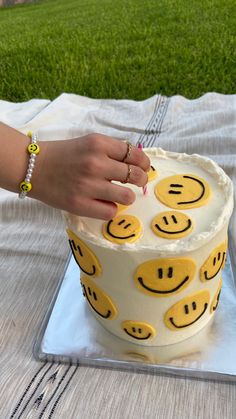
[65,148,233,346]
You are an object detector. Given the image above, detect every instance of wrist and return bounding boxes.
[0,123,29,193]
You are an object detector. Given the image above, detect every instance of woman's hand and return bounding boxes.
[32,134,150,219]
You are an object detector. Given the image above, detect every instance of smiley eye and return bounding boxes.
[168,184,183,194]
[218,252,221,260]
[124,223,131,229]
[158,268,163,279]
[77,245,83,257]
[192,301,197,310]
[184,304,189,314]
[168,267,173,278]
[88,287,92,296]
[138,328,142,333]
[132,327,136,333]
[117,219,131,229]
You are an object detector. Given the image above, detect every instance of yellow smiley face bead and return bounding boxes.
[102,215,142,244]
[67,229,102,277]
[28,143,40,155]
[164,290,210,331]
[19,181,32,193]
[155,174,211,209]
[81,276,117,319]
[134,257,196,297]
[200,241,227,282]
[121,320,156,341]
[151,211,193,239]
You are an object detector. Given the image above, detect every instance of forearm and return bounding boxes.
[0,122,29,193]
[0,126,150,220]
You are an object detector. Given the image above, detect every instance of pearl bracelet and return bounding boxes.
[19,132,40,199]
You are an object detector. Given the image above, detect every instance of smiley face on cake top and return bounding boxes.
[155,174,211,209]
[65,148,233,346]
[73,148,231,251]
[151,211,193,239]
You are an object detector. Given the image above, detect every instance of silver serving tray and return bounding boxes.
[34,233,236,382]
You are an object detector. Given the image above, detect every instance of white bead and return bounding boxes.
[32,134,37,142]
[19,133,38,201]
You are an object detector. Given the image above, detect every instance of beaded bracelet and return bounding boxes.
[19,132,40,199]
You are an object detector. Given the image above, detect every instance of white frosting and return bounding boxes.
[65,148,234,346]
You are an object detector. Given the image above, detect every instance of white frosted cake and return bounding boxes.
[65,148,233,346]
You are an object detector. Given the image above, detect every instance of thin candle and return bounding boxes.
[138,143,148,195]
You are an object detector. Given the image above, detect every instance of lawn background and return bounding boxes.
[0,0,235,102]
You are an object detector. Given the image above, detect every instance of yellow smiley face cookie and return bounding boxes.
[121,320,156,341]
[114,202,130,214]
[200,241,227,282]
[134,257,196,297]
[151,211,193,239]
[81,276,117,319]
[147,165,158,182]
[164,290,210,330]
[67,229,102,277]
[210,278,223,313]
[102,215,142,244]
[155,174,211,209]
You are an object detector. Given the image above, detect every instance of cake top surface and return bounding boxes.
[66,148,233,255]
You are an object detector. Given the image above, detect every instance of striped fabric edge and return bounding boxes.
[137,95,170,148]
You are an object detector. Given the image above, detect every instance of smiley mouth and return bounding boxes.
[204,253,226,280]
[106,220,136,240]
[82,286,111,319]
[155,219,192,234]
[69,242,96,276]
[124,329,151,340]
[169,303,208,328]
[212,290,221,311]
[173,175,205,205]
[138,276,189,294]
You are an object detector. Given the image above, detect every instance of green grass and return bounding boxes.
[0,0,236,101]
